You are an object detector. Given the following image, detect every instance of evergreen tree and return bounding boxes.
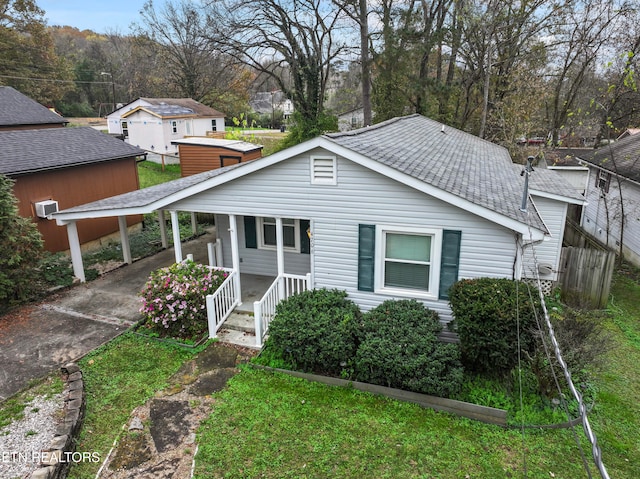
[0,174,44,310]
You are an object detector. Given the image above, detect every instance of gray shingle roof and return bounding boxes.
[0,86,67,127]
[0,127,146,176]
[57,161,250,214]
[578,134,640,183]
[326,114,544,228]
[139,98,225,118]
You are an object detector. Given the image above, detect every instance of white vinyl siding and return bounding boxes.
[521,196,567,281]
[173,149,518,321]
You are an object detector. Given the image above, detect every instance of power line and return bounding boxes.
[0,74,114,85]
[519,191,610,479]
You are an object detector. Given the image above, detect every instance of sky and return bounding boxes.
[38,0,159,34]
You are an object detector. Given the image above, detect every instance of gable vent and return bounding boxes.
[311,156,336,185]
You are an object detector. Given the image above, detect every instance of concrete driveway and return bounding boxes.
[0,230,215,401]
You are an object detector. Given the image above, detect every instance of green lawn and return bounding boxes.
[193,273,640,479]
[137,160,181,189]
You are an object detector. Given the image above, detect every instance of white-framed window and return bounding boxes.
[258,217,300,252]
[171,120,178,133]
[375,225,442,299]
[211,119,217,132]
[596,169,611,194]
[310,155,337,185]
[121,121,128,138]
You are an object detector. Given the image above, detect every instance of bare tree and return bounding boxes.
[212,0,351,140]
[135,0,228,100]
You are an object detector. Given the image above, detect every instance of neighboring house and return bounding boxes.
[616,128,640,141]
[337,107,367,132]
[54,115,583,331]
[249,91,294,123]
[578,134,640,266]
[106,98,225,155]
[171,138,263,177]
[0,86,68,130]
[0,127,145,252]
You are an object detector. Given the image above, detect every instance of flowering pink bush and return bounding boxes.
[139,260,228,340]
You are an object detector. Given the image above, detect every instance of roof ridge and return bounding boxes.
[325,114,420,139]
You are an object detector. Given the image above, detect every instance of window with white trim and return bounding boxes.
[171,120,178,133]
[258,217,300,251]
[375,226,442,298]
[211,119,217,132]
[121,121,128,138]
[311,155,337,185]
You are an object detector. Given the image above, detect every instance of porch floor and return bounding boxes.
[235,273,276,313]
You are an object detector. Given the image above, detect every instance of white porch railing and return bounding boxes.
[205,268,239,339]
[254,273,311,348]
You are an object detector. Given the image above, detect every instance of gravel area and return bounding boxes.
[0,393,64,479]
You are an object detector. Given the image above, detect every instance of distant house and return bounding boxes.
[249,91,294,124]
[578,135,640,266]
[171,138,263,177]
[106,98,225,155]
[337,107,369,132]
[0,127,145,253]
[0,86,67,130]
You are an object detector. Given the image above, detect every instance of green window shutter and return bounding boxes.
[439,230,461,300]
[358,224,376,292]
[244,216,257,249]
[300,219,311,254]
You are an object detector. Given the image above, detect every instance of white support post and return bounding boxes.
[276,217,285,300]
[158,209,168,248]
[170,210,182,262]
[191,211,198,236]
[305,272,312,291]
[66,221,85,283]
[207,242,216,267]
[229,214,242,303]
[254,301,263,348]
[118,216,132,264]
[206,294,217,339]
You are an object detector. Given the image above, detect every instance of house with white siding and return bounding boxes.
[106,98,225,155]
[578,135,640,266]
[52,115,583,347]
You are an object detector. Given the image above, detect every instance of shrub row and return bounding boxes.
[264,290,464,398]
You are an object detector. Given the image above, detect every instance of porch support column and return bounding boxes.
[66,221,86,283]
[157,209,168,248]
[118,216,132,264]
[191,212,198,236]
[229,214,242,303]
[170,210,183,262]
[276,217,285,300]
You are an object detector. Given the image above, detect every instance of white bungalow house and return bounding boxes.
[52,115,584,347]
[578,134,640,266]
[106,98,225,155]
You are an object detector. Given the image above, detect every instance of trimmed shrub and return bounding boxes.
[354,299,464,397]
[448,278,542,377]
[139,260,228,340]
[265,288,362,375]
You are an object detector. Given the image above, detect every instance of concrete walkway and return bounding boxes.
[0,231,216,402]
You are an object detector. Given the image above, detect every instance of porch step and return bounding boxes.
[225,312,255,333]
[216,312,261,349]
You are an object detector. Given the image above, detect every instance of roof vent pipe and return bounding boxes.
[520,156,535,212]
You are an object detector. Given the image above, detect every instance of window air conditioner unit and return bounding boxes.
[35,200,59,219]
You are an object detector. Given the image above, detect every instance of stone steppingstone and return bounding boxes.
[189,368,237,396]
[30,466,54,479]
[62,363,80,375]
[194,343,238,371]
[149,399,191,453]
[67,379,83,391]
[68,371,82,382]
[47,435,69,451]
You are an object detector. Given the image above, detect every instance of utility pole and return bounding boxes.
[100,72,116,113]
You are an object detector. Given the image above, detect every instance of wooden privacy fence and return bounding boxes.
[557,247,616,309]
